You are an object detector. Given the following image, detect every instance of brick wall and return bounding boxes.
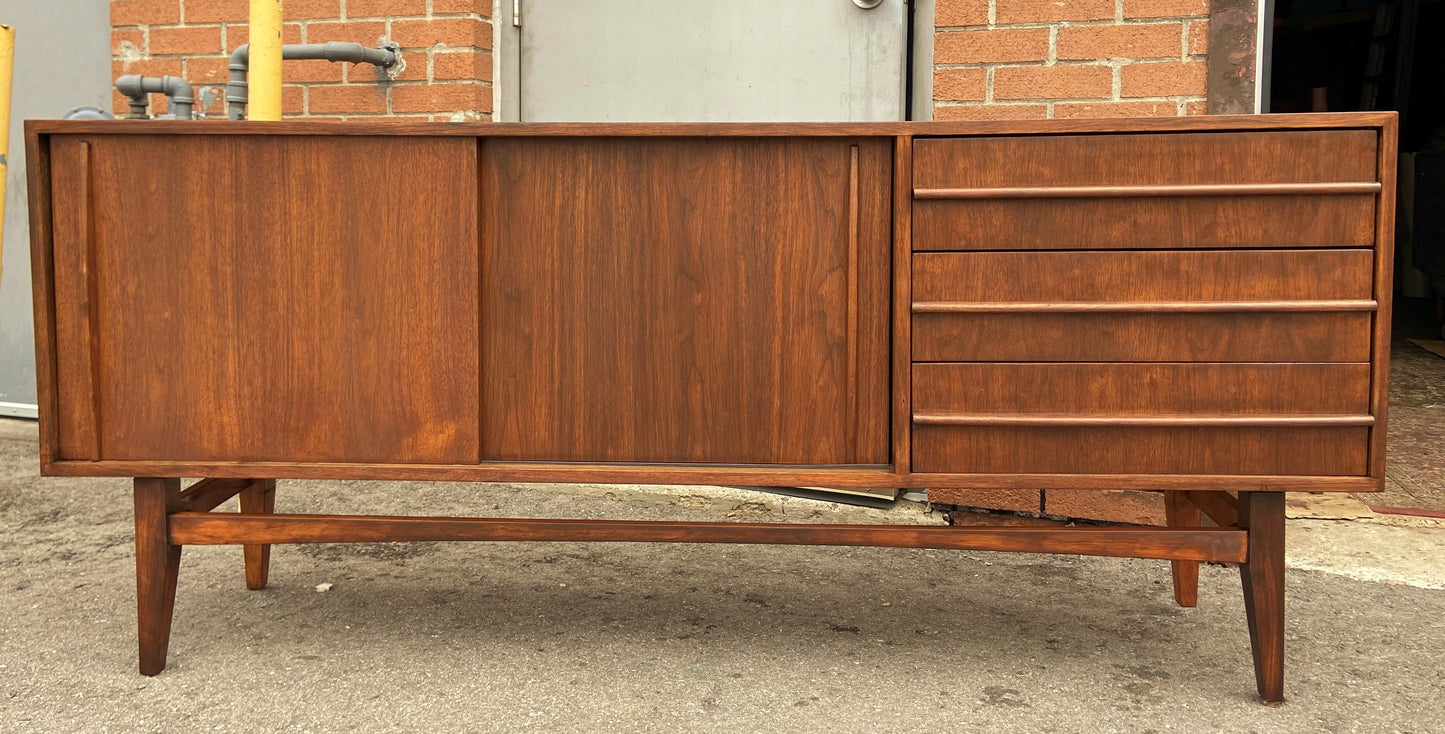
[110,0,492,120]
[933,0,1210,120]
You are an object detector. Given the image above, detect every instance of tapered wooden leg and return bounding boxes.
[1164,492,1202,607]
[238,479,277,590]
[1238,491,1286,704]
[134,477,183,676]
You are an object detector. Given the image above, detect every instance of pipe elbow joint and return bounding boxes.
[229,43,250,70]
[160,76,195,105]
[114,74,147,101]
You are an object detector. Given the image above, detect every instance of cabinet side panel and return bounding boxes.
[480,136,891,464]
[1368,119,1397,487]
[89,135,480,464]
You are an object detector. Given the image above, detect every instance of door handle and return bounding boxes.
[853,0,885,8]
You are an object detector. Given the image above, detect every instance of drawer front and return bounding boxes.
[914,131,1378,189]
[911,363,1373,475]
[912,196,1376,250]
[913,250,1376,303]
[913,311,1371,362]
[912,131,1379,251]
[911,250,1375,362]
[912,363,1372,417]
[912,425,1370,475]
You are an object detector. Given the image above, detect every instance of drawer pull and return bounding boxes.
[912,300,1378,314]
[913,182,1382,200]
[911,413,1376,427]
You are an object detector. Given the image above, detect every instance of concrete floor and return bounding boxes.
[1,419,1442,732]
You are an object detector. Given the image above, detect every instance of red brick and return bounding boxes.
[285,58,346,82]
[933,103,1048,120]
[1124,0,1209,18]
[994,64,1112,100]
[433,50,492,81]
[348,0,426,17]
[112,28,146,55]
[281,85,304,114]
[1188,19,1210,55]
[1045,490,1166,525]
[390,18,491,49]
[1185,99,1207,114]
[1054,100,1178,117]
[148,25,223,55]
[285,0,340,19]
[302,20,384,45]
[387,51,429,81]
[113,0,181,26]
[185,55,232,84]
[1058,23,1184,60]
[1121,60,1206,96]
[114,56,184,77]
[390,82,490,113]
[307,84,388,113]
[928,489,1041,514]
[226,21,304,47]
[183,0,246,23]
[935,29,1049,64]
[935,0,988,26]
[997,0,1113,24]
[933,68,986,101]
[433,0,489,12]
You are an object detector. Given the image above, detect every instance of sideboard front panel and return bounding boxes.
[480,137,892,464]
[49,135,481,464]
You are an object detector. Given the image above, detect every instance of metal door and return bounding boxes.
[513,0,908,122]
[1,2,113,418]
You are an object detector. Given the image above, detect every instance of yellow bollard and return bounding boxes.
[0,24,14,287]
[248,0,282,121]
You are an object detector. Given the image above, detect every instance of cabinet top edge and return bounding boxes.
[25,112,1397,138]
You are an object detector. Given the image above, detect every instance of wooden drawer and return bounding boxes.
[912,363,1373,418]
[911,250,1376,362]
[912,131,1379,250]
[911,362,1374,475]
[912,425,1370,475]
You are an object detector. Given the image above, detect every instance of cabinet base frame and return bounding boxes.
[132,478,1286,703]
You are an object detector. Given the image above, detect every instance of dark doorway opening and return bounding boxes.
[1267,0,1444,337]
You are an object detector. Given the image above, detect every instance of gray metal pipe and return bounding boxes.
[227,42,399,120]
[115,74,195,119]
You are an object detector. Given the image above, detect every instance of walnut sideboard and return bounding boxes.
[24,112,1397,703]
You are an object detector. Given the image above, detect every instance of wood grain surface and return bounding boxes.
[912,196,1376,250]
[1367,116,1399,486]
[913,131,1377,188]
[913,311,1372,362]
[912,425,1369,475]
[23,129,60,465]
[912,250,1375,303]
[167,512,1248,563]
[1165,492,1204,607]
[912,363,1371,416]
[1239,491,1287,702]
[79,135,480,464]
[47,138,102,460]
[479,137,891,464]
